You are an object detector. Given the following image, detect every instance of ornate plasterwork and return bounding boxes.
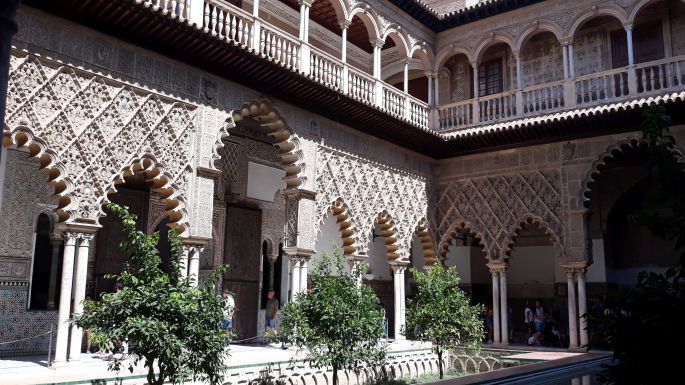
[316,146,429,261]
[436,170,563,261]
[4,54,196,232]
[0,150,55,277]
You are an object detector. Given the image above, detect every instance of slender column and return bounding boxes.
[187,246,202,286]
[289,256,301,300]
[499,268,509,346]
[299,258,308,293]
[471,62,480,123]
[515,53,523,89]
[340,22,349,62]
[47,237,62,309]
[577,268,589,348]
[399,266,406,340]
[426,72,434,107]
[490,268,501,343]
[391,265,406,340]
[69,233,94,361]
[562,44,569,79]
[568,44,576,77]
[566,270,579,349]
[54,233,78,364]
[625,26,635,66]
[403,60,409,93]
[179,246,190,279]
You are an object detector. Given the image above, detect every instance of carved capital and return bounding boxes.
[77,233,95,246]
[340,19,352,30]
[371,38,385,49]
[390,263,408,273]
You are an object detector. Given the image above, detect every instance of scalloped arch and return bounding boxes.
[437,220,488,264]
[580,135,685,206]
[414,218,438,267]
[502,214,564,263]
[373,210,401,262]
[227,99,304,190]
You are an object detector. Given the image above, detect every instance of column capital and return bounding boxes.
[282,188,316,200]
[623,22,633,31]
[560,37,573,46]
[340,19,352,30]
[371,38,385,49]
[389,263,409,273]
[469,60,478,69]
[77,233,95,244]
[298,0,314,7]
[486,262,507,274]
[424,71,437,78]
[182,235,210,248]
[283,247,315,260]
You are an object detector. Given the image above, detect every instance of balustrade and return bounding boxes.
[142,1,685,133]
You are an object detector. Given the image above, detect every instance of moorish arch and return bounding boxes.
[437,220,488,264]
[373,210,401,262]
[503,214,565,262]
[326,197,359,258]
[224,99,304,190]
[3,55,196,232]
[579,134,685,205]
[413,218,438,267]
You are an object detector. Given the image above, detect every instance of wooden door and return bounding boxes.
[223,206,262,340]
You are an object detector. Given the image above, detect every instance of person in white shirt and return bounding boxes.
[524,300,534,337]
[221,289,235,330]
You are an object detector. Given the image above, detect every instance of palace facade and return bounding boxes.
[1,0,684,363]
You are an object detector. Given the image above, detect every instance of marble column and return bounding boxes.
[187,246,202,286]
[625,26,634,66]
[566,270,579,349]
[499,268,509,346]
[53,233,78,364]
[179,245,190,279]
[490,268,501,343]
[299,257,308,293]
[577,268,589,348]
[289,256,301,300]
[568,44,576,77]
[562,44,569,79]
[391,264,406,340]
[69,233,94,360]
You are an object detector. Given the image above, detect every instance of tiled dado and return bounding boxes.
[0,286,58,357]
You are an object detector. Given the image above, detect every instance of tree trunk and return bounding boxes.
[333,362,338,385]
[437,349,443,379]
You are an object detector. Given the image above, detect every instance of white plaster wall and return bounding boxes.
[366,224,391,281]
[507,246,559,299]
[445,240,472,284]
[312,212,349,275]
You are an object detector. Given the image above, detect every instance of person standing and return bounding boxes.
[533,299,546,334]
[265,290,279,335]
[221,289,235,331]
[524,300,534,338]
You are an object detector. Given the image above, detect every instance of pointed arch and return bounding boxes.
[437,220,488,264]
[227,99,304,190]
[515,20,565,53]
[414,218,437,267]
[503,214,564,262]
[374,210,401,262]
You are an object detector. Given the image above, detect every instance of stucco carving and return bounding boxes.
[437,170,563,261]
[4,54,196,232]
[316,146,429,261]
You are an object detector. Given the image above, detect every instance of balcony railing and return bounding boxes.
[140,1,684,134]
[439,55,685,132]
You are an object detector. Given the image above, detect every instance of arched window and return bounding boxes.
[29,213,61,310]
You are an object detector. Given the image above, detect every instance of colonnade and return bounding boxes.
[51,227,205,364]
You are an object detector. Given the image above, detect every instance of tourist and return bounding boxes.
[484,305,494,343]
[527,331,543,346]
[524,300,534,337]
[533,299,546,333]
[265,290,279,336]
[221,289,235,331]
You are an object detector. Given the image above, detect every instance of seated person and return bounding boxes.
[527,331,543,346]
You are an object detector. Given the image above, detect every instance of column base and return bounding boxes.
[568,346,588,353]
